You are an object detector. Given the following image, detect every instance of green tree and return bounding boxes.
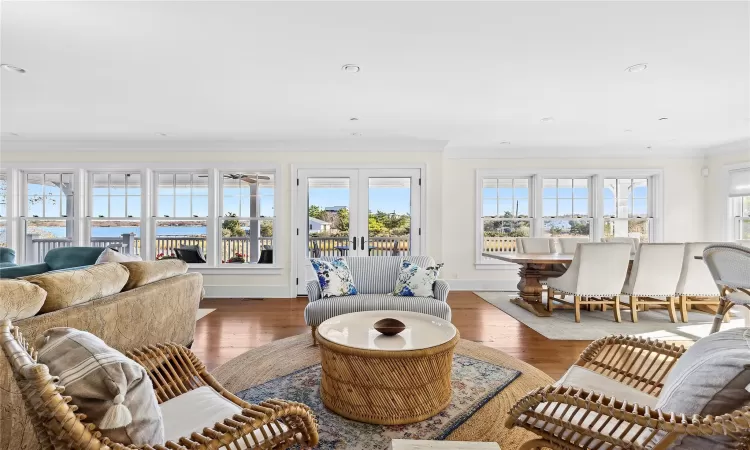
[337,208,349,232]
[222,213,245,237]
[260,221,273,237]
[368,216,387,235]
[308,205,325,220]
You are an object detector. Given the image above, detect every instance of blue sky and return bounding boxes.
[309,188,411,215]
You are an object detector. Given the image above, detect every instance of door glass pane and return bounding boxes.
[308,178,350,258]
[368,178,411,257]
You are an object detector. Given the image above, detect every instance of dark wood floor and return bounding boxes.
[194,291,592,379]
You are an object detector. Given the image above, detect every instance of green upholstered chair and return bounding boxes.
[0,248,16,268]
[0,246,105,278]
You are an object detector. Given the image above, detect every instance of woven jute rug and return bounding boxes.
[212,333,554,449]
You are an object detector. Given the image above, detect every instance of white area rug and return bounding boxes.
[476,291,746,341]
[196,308,215,321]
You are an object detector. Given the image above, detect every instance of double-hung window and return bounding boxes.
[542,178,591,238]
[154,172,209,262]
[480,177,531,259]
[90,172,141,255]
[0,172,7,248]
[220,172,275,264]
[729,168,750,240]
[603,178,651,242]
[23,172,76,262]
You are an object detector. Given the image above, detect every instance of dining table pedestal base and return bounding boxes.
[511,263,553,317]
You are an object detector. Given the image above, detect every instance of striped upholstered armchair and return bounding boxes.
[304,256,451,343]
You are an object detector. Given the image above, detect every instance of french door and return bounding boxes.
[296,168,422,295]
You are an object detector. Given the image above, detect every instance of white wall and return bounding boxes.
[0,150,709,295]
[702,142,750,241]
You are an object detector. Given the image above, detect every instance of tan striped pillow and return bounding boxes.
[36,328,164,445]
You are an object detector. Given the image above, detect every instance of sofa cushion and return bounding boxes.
[304,293,452,326]
[555,365,658,408]
[653,327,750,450]
[0,279,47,320]
[310,258,358,298]
[159,386,287,446]
[23,262,129,314]
[44,246,106,271]
[393,260,444,297]
[314,256,436,294]
[36,328,164,445]
[95,248,143,264]
[120,260,188,291]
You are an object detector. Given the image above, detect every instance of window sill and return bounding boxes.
[187,265,284,275]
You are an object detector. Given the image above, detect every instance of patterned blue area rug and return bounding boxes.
[236,355,521,449]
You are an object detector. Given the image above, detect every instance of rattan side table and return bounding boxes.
[317,310,459,425]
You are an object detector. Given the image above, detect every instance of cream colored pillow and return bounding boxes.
[0,279,47,320]
[23,263,130,314]
[120,260,188,291]
[95,248,143,264]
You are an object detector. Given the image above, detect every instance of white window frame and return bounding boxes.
[602,176,653,243]
[724,163,750,241]
[0,170,9,250]
[476,169,662,267]
[477,175,534,264]
[86,170,144,255]
[730,195,750,240]
[541,177,593,239]
[218,170,276,266]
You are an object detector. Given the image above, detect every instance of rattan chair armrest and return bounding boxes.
[574,335,686,396]
[507,384,750,450]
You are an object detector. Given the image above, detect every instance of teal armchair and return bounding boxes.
[0,246,105,279]
[0,248,16,268]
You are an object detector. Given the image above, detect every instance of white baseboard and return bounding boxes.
[203,284,290,298]
[446,279,518,291]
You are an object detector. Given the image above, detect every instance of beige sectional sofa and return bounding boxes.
[0,263,204,450]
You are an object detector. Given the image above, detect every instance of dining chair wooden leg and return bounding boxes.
[574,295,581,323]
[547,289,554,312]
[710,299,735,334]
[630,296,639,323]
[679,295,688,322]
[601,304,607,312]
[613,296,622,323]
[666,296,677,323]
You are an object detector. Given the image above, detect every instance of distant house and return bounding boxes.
[309,217,331,233]
[324,206,347,212]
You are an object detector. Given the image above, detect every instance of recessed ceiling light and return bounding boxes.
[156,132,168,137]
[351,132,362,137]
[540,117,554,123]
[1,132,20,137]
[658,117,669,121]
[1,64,26,74]
[625,63,648,73]
[624,129,633,132]
[349,117,359,121]
[499,141,511,145]
[646,146,652,149]
[341,64,360,73]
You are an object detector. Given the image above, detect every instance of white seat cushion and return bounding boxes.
[159,386,288,447]
[555,365,658,408]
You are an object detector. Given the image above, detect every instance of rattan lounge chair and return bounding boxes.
[506,335,750,450]
[0,320,319,450]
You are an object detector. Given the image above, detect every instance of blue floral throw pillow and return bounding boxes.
[393,260,444,297]
[310,258,358,298]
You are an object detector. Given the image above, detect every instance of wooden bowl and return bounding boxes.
[374,318,406,336]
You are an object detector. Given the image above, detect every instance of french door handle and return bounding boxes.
[361,236,365,250]
[352,236,357,251]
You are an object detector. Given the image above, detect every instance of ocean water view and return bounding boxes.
[32,226,208,238]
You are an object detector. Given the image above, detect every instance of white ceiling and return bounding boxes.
[1,1,749,156]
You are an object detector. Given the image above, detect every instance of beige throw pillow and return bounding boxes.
[120,260,188,291]
[23,262,129,313]
[0,279,47,320]
[36,328,164,445]
[95,248,143,264]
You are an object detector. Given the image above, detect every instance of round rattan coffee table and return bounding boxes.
[316,310,459,425]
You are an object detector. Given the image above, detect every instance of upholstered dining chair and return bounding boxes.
[674,242,722,322]
[557,237,589,254]
[621,243,685,323]
[516,237,556,254]
[0,320,319,450]
[547,243,631,322]
[600,236,640,254]
[703,243,750,334]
